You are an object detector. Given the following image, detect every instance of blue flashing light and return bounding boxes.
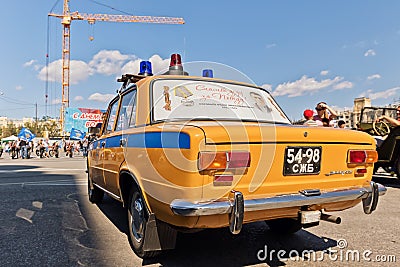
[138,61,153,76]
[202,69,213,78]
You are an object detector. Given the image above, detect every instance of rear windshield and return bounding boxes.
[151,79,290,124]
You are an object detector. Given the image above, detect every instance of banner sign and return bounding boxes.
[70,128,86,140]
[18,127,36,142]
[64,108,105,133]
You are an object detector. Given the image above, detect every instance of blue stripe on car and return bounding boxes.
[96,132,190,149]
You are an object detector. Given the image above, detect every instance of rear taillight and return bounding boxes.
[347,150,378,164]
[198,151,251,171]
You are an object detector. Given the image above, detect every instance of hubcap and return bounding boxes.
[131,197,145,242]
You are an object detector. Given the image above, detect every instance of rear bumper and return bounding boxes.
[170,182,386,217]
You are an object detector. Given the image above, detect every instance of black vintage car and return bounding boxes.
[358,106,400,177]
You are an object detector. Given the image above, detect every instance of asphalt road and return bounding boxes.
[0,156,399,267]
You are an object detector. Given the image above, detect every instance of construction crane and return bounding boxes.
[48,0,185,133]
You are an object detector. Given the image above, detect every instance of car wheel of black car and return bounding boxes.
[395,157,400,179]
[266,218,302,235]
[87,170,104,203]
[127,190,160,258]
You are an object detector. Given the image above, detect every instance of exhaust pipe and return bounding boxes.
[321,213,341,224]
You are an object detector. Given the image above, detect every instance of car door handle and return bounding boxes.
[120,138,127,147]
[101,141,106,148]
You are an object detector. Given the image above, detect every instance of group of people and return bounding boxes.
[302,101,344,128]
[0,138,89,159]
[302,102,400,129]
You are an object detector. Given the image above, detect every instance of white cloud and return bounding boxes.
[52,98,62,105]
[37,59,91,84]
[89,50,133,76]
[367,74,381,80]
[364,49,376,57]
[333,81,353,90]
[121,54,170,75]
[261,84,272,91]
[121,58,142,76]
[272,75,344,97]
[88,93,114,103]
[359,87,400,100]
[74,96,84,101]
[320,70,329,76]
[15,85,23,91]
[149,54,170,74]
[266,43,277,49]
[37,51,170,85]
[23,60,36,67]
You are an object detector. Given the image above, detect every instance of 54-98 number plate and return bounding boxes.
[283,146,322,176]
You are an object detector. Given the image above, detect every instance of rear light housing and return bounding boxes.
[347,150,378,164]
[198,151,251,171]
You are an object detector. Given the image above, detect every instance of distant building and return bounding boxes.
[336,97,372,129]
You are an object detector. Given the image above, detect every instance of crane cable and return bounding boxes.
[87,0,135,16]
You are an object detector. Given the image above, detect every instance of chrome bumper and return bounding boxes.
[170,182,386,217]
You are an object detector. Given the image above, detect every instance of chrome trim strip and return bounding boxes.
[170,182,387,216]
[93,183,121,200]
[92,166,119,174]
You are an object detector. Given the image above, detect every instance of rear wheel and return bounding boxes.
[127,190,160,258]
[266,218,302,235]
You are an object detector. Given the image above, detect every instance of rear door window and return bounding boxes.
[104,99,119,134]
[116,89,137,131]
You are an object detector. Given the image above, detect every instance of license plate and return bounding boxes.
[283,146,322,176]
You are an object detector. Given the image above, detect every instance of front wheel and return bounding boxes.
[127,190,160,258]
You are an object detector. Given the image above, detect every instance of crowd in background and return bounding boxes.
[302,101,345,128]
[0,137,89,159]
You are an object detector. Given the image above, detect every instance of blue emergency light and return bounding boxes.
[202,69,214,78]
[138,61,153,76]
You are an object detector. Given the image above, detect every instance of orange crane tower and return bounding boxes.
[48,0,185,133]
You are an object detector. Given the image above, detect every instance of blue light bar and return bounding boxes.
[202,69,213,78]
[138,61,153,76]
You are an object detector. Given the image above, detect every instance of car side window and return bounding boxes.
[116,89,137,131]
[105,100,119,134]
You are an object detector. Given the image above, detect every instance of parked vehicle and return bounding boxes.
[87,54,386,258]
[358,106,400,177]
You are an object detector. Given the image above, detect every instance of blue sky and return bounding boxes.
[1,0,400,121]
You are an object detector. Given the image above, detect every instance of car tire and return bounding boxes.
[395,157,400,179]
[87,169,104,203]
[266,218,302,235]
[127,190,161,259]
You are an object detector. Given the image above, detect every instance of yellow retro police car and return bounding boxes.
[87,54,386,258]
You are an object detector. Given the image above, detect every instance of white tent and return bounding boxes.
[1,135,18,143]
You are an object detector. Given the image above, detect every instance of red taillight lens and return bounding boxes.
[348,150,378,164]
[227,151,251,168]
[198,151,250,171]
[356,168,367,174]
[349,150,366,163]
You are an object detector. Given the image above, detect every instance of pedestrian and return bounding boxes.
[11,140,19,159]
[19,137,28,159]
[302,109,318,126]
[314,101,337,127]
[337,120,346,129]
